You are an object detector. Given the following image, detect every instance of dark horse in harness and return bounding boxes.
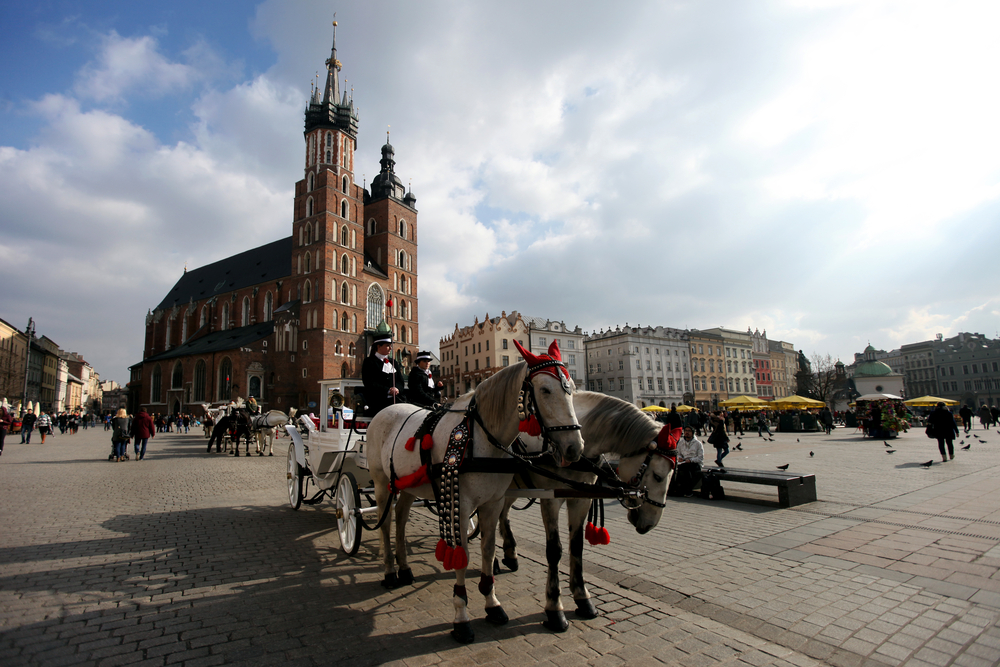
[206,408,254,455]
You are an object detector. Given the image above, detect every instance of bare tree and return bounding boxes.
[809,353,840,405]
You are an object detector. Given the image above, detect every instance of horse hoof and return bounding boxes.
[268,453,273,457]
[493,558,501,575]
[396,568,414,586]
[502,557,519,572]
[485,606,509,625]
[451,622,475,644]
[234,452,239,457]
[380,572,399,589]
[258,452,263,457]
[543,610,569,633]
[574,598,598,619]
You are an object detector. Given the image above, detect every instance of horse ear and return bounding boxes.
[512,339,540,366]
[546,339,562,361]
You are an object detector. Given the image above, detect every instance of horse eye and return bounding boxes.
[540,387,551,395]
[653,474,664,483]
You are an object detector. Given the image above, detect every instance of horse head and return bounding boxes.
[616,425,678,534]
[512,339,583,466]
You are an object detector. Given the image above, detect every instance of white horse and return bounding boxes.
[365,341,584,644]
[251,409,294,456]
[496,391,676,632]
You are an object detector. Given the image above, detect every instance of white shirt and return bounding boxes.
[676,436,704,465]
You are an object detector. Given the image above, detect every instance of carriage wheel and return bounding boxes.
[286,443,303,510]
[337,472,363,556]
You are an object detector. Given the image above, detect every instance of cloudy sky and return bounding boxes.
[2,0,999,384]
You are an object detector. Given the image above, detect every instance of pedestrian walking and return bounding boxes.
[131,408,155,461]
[20,409,36,443]
[979,404,992,430]
[927,402,959,462]
[959,405,973,434]
[111,408,130,461]
[707,412,729,468]
[0,403,11,456]
[37,412,53,444]
[757,410,772,437]
[819,406,834,435]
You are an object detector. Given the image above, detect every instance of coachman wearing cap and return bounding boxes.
[408,351,443,408]
[361,336,406,417]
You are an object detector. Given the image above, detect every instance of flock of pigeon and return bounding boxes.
[728,426,998,471]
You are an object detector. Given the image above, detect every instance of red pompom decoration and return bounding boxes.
[597,527,611,545]
[585,522,597,544]
[435,539,447,563]
[421,434,434,450]
[387,298,393,307]
[443,545,455,570]
[404,437,416,451]
[451,546,469,570]
[518,415,542,437]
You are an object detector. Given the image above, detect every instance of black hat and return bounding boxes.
[415,351,433,362]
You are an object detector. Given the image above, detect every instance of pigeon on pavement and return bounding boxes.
[961,444,971,450]
[886,450,896,454]
[777,464,790,470]
[809,451,814,457]
[920,460,934,468]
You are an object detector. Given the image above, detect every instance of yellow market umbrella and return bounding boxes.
[640,405,668,413]
[903,395,959,407]
[719,395,766,408]
[674,404,697,413]
[772,395,826,409]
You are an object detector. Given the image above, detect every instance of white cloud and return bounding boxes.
[74,32,199,103]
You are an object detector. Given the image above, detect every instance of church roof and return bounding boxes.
[144,322,275,363]
[155,238,291,311]
[854,360,894,377]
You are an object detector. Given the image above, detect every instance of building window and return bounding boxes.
[218,358,232,401]
[502,355,509,367]
[171,362,183,389]
[341,282,349,303]
[264,292,273,321]
[502,339,508,349]
[342,175,349,194]
[619,378,625,391]
[657,378,664,391]
[193,360,206,402]
[341,225,349,246]
[636,360,641,370]
[150,365,162,403]
[366,283,385,330]
[341,200,348,219]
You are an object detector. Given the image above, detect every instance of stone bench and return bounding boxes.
[701,466,817,507]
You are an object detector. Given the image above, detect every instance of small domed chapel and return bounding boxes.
[133,24,420,415]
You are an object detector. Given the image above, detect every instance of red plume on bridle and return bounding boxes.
[512,339,569,381]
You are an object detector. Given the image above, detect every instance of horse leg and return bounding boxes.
[476,499,509,627]
[372,475,397,589]
[567,498,598,619]
[391,494,415,586]
[540,498,569,632]
[496,496,518,573]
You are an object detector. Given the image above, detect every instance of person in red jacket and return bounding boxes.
[131,408,155,461]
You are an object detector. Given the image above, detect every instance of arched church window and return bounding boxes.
[341,312,349,331]
[150,365,162,403]
[242,297,250,326]
[193,360,206,402]
[341,255,349,275]
[264,292,273,321]
[308,172,315,191]
[341,282,349,303]
[218,358,232,401]
[342,175,349,194]
[335,340,343,354]
[341,200,348,219]
[341,225,349,246]
[172,361,183,389]
[367,219,376,236]
[306,198,313,218]
[304,252,312,273]
[348,343,355,356]
[399,220,406,238]
[366,283,385,331]
[200,305,208,328]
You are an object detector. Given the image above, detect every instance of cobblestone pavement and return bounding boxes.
[1,424,999,666]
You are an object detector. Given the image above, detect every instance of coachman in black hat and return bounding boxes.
[408,351,443,408]
[361,335,406,416]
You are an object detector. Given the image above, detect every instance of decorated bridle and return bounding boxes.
[512,340,581,455]
[619,425,681,509]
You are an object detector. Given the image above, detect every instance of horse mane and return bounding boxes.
[575,391,659,457]
[468,361,528,431]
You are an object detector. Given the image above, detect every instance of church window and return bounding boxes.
[367,219,376,236]
[221,303,229,331]
[399,220,406,238]
[326,132,332,148]
[165,318,173,349]
[242,297,250,326]
[305,221,313,244]
[341,362,350,377]
[341,225,349,245]
[150,365,162,403]
[264,292,272,321]
[352,314,357,332]
[341,312,349,331]
[407,327,412,344]
[306,198,313,218]
[366,283,385,330]
[348,343,355,356]
[400,325,406,344]
[341,282,349,303]
[341,255,349,274]
[181,316,188,343]
[341,199,349,219]
[399,299,406,321]
[393,273,398,291]
[325,150,332,163]
[200,305,208,328]
[342,175,349,194]
[335,340,343,355]
[193,360,206,402]
[304,252,312,273]
[303,280,312,304]
[171,362,183,390]
[308,172,315,191]
[218,358,233,401]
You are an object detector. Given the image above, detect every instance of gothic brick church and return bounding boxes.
[130,23,420,415]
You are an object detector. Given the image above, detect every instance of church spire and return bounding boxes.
[322,18,341,105]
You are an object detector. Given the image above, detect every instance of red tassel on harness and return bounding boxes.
[421,434,434,450]
[443,545,455,570]
[392,465,429,492]
[404,436,416,451]
[597,527,611,545]
[585,522,598,544]
[435,539,447,562]
[518,415,542,436]
[451,546,468,570]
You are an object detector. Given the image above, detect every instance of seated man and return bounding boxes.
[361,335,406,417]
[668,426,704,497]
[408,351,443,408]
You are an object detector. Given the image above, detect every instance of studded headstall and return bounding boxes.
[517,357,581,453]
[622,425,681,509]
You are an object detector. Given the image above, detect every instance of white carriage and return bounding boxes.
[284,378,377,555]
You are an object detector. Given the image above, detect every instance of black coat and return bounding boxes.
[361,354,406,416]
[408,368,441,408]
[928,407,958,440]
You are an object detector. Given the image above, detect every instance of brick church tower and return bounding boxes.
[134,20,419,415]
